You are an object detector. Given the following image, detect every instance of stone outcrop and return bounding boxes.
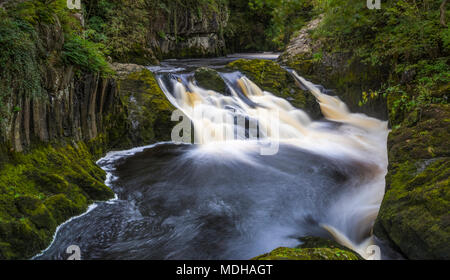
[147,2,228,61]
[374,104,450,259]
[194,67,227,93]
[226,59,320,118]
[278,15,323,64]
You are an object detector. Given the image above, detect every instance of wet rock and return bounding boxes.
[227,58,320,118]
[194,67,227,93]
[252,236,362,260]
[374,104,450,259]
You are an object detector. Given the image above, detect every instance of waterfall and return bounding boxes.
[156,69,389,259]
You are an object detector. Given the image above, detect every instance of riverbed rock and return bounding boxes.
[111,66,176,148]
[252,236,362,260]
[226,59,320,118]
[194,67,227,93]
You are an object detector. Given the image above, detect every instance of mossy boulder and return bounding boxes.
[227,59,320,118]
[194,67,227,93]
[0,142,114,259]
[108,67,176,149]
[374,104,450,259]
[252,236,362,260]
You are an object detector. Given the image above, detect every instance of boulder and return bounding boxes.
[252,236,362,260]
[194,67,227,93]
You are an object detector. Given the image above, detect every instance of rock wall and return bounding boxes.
[0,13,176,259]
[150,3,228,59]
[0,61,176,259]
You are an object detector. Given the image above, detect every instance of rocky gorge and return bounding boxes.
[0,0,448,260]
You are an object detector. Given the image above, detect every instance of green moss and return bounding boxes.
[111,69,176,148]
[374,104,450,259]
[194,67,227,93]
[44,194,80,225]
[252,236,362,260]
[0,142,114,259]
[227,59,319,117]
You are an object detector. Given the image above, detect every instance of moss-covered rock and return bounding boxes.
[194,67,227,93]
[374,104,450,259]
[252,236,362,260]
[0,142,114,259]
[110,68,176,148]
[227,59,320,118]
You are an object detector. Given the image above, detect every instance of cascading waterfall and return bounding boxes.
[156,69,389,259]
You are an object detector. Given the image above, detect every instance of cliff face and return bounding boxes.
[2,19,114,153]
[150,2,228,59]
[83,0,229,65]
[0,7,176,258]
[0,60,176,259]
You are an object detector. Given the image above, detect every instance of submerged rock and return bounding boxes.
[226,59,320,118]
[194,67,227,93]
[252,236,362,260]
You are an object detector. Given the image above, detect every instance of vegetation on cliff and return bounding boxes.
[282,0,449,123]
[84,0,228,63]
[0,1,176,259]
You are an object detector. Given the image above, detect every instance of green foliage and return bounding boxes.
[0,14,43,137]
[7,0,68,25]
[227,59,320,117]
[264,0,315,49]
[62,34,111,74]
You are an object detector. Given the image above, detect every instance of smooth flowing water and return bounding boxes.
[34,54,393,260]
